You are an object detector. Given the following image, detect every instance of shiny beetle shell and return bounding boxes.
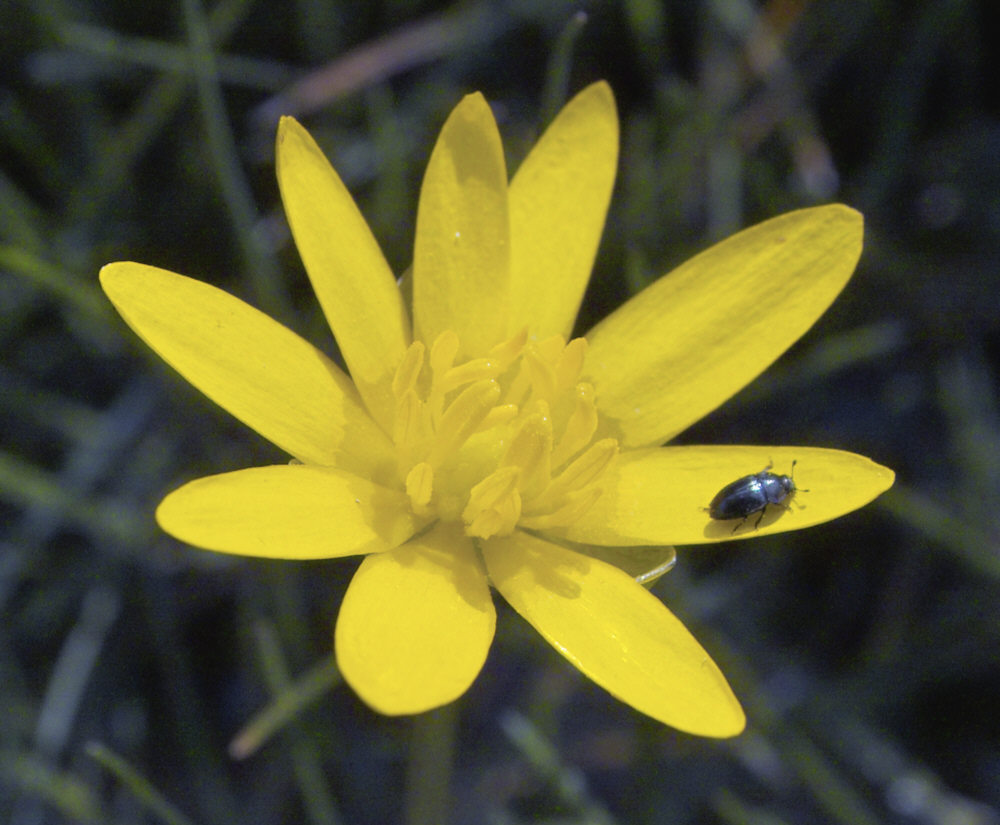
[708,461,803,533]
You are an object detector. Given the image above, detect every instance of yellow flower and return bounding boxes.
[100,82,893,738]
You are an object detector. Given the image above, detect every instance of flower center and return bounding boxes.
[390,329,618,539]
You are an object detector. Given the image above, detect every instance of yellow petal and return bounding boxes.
[413,93,509,357]
[100,262,395,476]
[277,117,410,432]
[482,532,745,737]
[508,81,618,340]
[335,523,496,714]
[157,465,421,559]
[584,205,864,446]
[554,445,895,546]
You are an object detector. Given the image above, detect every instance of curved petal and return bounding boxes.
[508,81,618,340]
[584,206,864,447]
[551,445,895,546]
[336,523,496,714]
[101,262,395,476]
[413,93,509,358]
[277,117,410,432]
[567,543,677,586]
[157,465,422,559]
[483,532,745,737]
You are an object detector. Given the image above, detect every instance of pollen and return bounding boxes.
[390,330,619,539]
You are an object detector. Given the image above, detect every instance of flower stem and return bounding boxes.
[404,703,458,825]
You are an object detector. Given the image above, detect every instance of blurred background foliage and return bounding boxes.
[1,0,998,823]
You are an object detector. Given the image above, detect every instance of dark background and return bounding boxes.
[2,1,998,823]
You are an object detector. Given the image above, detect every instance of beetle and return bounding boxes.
[707,461,806,533]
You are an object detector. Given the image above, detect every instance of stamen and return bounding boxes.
[550,382,598,468]
[429,331,460,377]
[522,345,557,401]
[475,403,519,433]
[501,408,552,499]
[554,337,587,391]
[519,487,605,529]
[502,359,531,408]
[440,358,500,394]
[392,340,425,398]
[393,389,427,471]
[536,335,566,363]
[427,379,501,468]
[463,466,522,538]
[489,327,528,370]
[405,462,434,514]
[533,438,618,508]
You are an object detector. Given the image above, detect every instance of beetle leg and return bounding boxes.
[753,506,767,529]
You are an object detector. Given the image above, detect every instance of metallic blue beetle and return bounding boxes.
[708,461,805,533]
